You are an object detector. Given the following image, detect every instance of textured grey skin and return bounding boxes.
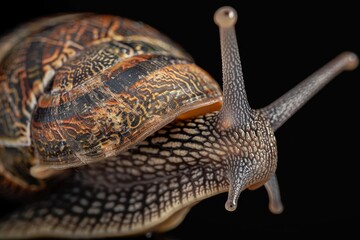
[216,26,252,130]
[264,175,284,214]
[0,6,358,239]
[0,111,276,238]
[261,52,359,131]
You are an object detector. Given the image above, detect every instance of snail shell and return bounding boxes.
[0,13,222,186]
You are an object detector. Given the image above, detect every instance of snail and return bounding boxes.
[0,5,358,239]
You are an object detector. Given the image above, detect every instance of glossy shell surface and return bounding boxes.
[0,14,222,173]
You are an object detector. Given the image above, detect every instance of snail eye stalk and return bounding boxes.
[214,6,253,131]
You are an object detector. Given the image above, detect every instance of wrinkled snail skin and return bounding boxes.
[0,6,358,239]
[0,111,276,238]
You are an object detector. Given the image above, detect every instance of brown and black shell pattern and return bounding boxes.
[0,13,222,193]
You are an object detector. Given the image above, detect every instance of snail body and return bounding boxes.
[0,7,358,238]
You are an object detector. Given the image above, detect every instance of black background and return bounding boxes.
[1,0,359,238]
